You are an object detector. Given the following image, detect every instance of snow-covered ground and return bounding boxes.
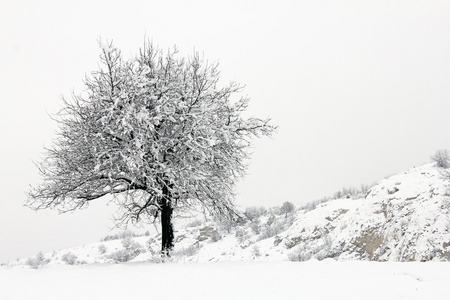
[1,260,449,299]
[2,163,450,298]
[7,164,449,268]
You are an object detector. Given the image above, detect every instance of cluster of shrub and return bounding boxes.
[431,149,450,169]
[23,201,306,267]
[102,202,298,262]
[298,183,375,214]
[107,237,144,263]
[26,252,50,269]
[100,230,150,242]
[287,234,342,262]
[232,202,296,247]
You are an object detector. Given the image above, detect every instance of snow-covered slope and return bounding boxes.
[281,163,450,262]
[5,163,450,267]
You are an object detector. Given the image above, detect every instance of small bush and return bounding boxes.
[252,245,261,258]
[148,254,167,264]
[301,200,320,212]
[186,219,203,228]
[108,249,135,263]
[235,228,249,243]
[98,244,107,254]
[108,237,143,263]
[249,221,261,235]
[26,252,50,269]
[259,215,295,241]
[289,235,338,261]
[122,237,141,251]
[146,237,157,250]
[210,230,222,242]
[331,183,376,200]
[61,253,78,265]
[288,245,312,262]
[174,244,200,257]
[101,230,140,242]
[266,214,276,227]
[259,222,284,240]
[216,216,243,233]
[244,206,267,221]
[431,149,450,168]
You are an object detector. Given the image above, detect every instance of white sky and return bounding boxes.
[1,0,450,263]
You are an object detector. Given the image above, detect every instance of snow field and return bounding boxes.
[1,260,449,299]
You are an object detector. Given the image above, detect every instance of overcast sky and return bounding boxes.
[1,0,450,263]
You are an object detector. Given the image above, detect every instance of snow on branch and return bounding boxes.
[28,39,276,226]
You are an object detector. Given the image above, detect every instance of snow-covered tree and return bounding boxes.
[280,201,295,217]
[27,41,275,255]
[431,149,450,168]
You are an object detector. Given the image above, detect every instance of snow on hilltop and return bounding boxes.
[284,163,450,262]
[5,163,450,268]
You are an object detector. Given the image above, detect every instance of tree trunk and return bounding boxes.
[161,184,174,256]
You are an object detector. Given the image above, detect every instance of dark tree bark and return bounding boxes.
[161,183,174,256]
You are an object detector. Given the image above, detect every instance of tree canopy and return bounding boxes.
[28,40,275,253]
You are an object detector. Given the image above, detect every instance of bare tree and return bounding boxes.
[280,201,295,218]
[27,40,275,255]
[431,149,450,168]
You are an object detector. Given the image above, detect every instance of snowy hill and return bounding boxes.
[282,163,450,262]
[5,163,450,268]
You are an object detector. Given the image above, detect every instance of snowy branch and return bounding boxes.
[28,40,276,227]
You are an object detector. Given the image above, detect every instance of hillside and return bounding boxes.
[284,163,450,262]
[5,163,450,268]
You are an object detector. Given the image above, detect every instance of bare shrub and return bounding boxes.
[210,230,222,242]
[268,206,281,215]
[244,206,267,221]
[186,219,203,228]
[252,245,261,257]
[146,237,157,250]
[148,254,168,264]
[289,235,340,262]
[249,221,261,235]
[108,249,135,263]
[259,223,284,240]
[431,149,450,168]
[122,237,141,251]
[259,215,295,241]
[332,182,376,200]
[108,237,143,263]
[216,216,244,233]
[173,244,200,257]
[266,214,276,226]
[235,228,249,243]
[301,199,321,212]
[61,252,78,265]
[101,230,140,242]
[26,252,50,269]
[98,244,107,254]
[314,235,335,260]
[288,245,312,262]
